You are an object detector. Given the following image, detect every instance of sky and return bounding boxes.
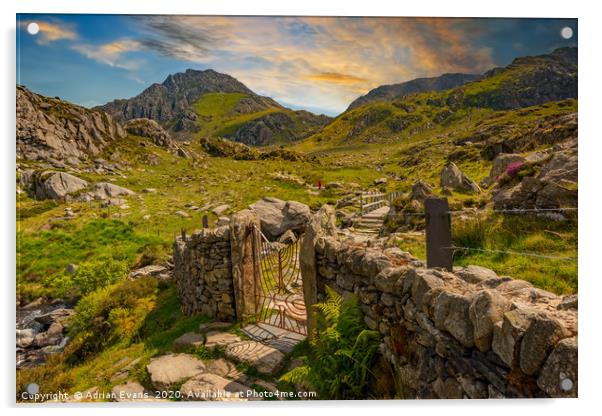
[16,15,577,116]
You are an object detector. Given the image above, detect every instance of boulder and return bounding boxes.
[481,153,526,187]
[33,322,63,347]
[17,328,35,348]
[34,308,75,326]
[146,353,206,391]
[175,210,190,218]
[91,182,135,200]
[124,118,177,150]
[440,162,480,193]
[374,177,388,185]
[249,197,311,240]
[180,373,252,401]
[34,171,88,200]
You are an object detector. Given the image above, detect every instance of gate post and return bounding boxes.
[424,197,453,271]
[300,205,338,339]
[229,209,261,320]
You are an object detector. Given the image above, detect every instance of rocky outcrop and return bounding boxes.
[229,111,330,146]
[311,234,577,398]
[493,139,577,211]
[31,171,89,200]
[440,162,480,193]
[124,118,177,149]
[249,197,311,241]
[462,47,577,111]
[481,153,526,187]
[89,182,135,200]
[17,86,126,165]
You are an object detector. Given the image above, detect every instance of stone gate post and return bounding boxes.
[300,204,338,339]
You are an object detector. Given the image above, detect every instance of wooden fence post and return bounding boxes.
[202,215,209,229]
[181,228,187,241]
[424,197,453,271]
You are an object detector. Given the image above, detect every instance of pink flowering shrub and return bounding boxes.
[505,161,524,177]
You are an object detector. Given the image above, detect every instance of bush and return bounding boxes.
[280,286,379,399]
[66,278,158,362]
[136,244,169,268]
[48,257,128,298]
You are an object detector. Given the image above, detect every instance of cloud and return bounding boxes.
[22,20,77,44]
[307,72,368,85]
[133,16,219,62]
[126,16,499,114]
[71,39,142,70]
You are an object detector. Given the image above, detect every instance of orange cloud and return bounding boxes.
[307,72,368,85]
[71,39,141,70]
[33,21,77,44]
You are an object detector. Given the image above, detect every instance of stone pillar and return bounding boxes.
[300,204,338,339]
[229,209,261,320]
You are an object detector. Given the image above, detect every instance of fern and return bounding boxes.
[280,286,379,399]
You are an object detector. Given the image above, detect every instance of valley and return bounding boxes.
[16,47,578,401]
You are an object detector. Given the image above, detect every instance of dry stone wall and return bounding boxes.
[173,226,236,321]
[312,235,578,399]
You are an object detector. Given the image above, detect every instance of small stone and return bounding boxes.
[175,210,190,218]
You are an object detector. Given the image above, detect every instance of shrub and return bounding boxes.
[48,257,128,298]
[66,278,158,362]
[280,286,379,399]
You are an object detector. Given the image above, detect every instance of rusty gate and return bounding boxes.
[251,225,307,335]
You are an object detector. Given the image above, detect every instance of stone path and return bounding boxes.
[241,322,305,354]
[112,321,307,402]
[352,205,390,234]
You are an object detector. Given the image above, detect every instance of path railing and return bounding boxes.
[358,190,405,216]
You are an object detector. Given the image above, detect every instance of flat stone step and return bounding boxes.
[241,323,305,354]
[224,340,285,375]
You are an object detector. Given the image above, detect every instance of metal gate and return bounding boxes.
[252,225,307,335]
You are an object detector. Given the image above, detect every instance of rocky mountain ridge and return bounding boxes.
[17,85,127,167]
[347,72,481,111]
[96,69,330,145]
